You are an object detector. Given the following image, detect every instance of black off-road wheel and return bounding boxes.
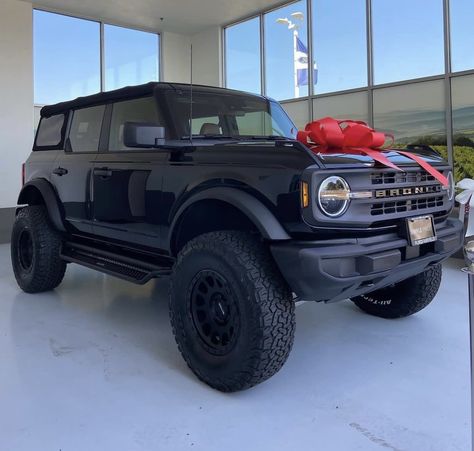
[169,231,295,392]
[351,264,442,319]
[11,205,66,293]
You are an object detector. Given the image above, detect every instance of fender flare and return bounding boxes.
[17,179,66,232]
[169,187,291,244]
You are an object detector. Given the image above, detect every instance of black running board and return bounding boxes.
[61,241,172,284]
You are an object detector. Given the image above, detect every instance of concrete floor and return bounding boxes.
[0,243,470,451]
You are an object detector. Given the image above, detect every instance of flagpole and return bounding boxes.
[293,29,299,99]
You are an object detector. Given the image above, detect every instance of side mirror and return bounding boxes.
[123,122,166,148]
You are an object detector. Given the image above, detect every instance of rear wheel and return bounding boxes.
[11,206,66,293]
[169,231,295,392]
[351,264,442,319]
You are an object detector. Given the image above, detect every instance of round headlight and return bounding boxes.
[447,171,455,201]
[318,176,351,217]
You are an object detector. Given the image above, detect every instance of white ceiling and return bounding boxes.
[26,0,289,34]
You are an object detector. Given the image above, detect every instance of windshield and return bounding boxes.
[165,90,297,140]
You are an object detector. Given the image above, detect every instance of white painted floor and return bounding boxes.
[0,243,470,451]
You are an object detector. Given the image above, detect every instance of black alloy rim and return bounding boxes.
[189,270,240,355]
[18,229,34,272]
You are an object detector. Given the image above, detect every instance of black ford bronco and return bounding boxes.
[12,82,463,391]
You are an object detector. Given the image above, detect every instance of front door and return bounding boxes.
[91,96,168,250]
[51,105,105,234]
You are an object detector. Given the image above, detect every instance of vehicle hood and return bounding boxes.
[312,148,446,169]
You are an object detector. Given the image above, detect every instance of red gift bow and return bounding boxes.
[297,117,449,187]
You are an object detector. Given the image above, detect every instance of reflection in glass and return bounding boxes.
[104,25,159,91]
[34,10,100,104]
[372,0,444,84]
[225,18,261,94]
[264,0,309,100]
[373,80,446,146]
[313,91,369,123]
[450,0,474,72]
[451,75,474,182]
[281,100,310,129]
[311,0,367,94]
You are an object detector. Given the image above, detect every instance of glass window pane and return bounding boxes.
[312,0,367,94]
[225,17,261,94]
[34,10,100,105]
[313,91,369,122]
[450,0,474,72]
[109,97,161,150]
[35,114,65,147]
[451,75,474,182]
[372,0,444,84]
[69,106,105,152]
[373,80,446,147]
[104,25,159,91]
[264,1,308,100]
[281,100,309,129]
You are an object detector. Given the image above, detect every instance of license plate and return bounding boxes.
[406,215,437,246]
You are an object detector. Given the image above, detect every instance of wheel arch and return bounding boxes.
[169,187,290,256]
[17,179,66,232]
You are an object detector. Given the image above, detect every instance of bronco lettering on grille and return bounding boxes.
[375,185,440,198]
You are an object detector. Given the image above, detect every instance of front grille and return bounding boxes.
[307,165,452,230]
[370,171,446,216]
[371,195,445,216]
[371,171,436,185]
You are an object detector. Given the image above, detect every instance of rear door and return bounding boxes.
[91,96,168,250]
[51,105,104,234]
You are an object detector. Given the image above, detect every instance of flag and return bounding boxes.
[295,36,318,87]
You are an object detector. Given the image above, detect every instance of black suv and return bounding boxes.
[12,82,463,391]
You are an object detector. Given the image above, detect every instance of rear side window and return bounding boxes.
[68,105,105,152]
[35,114,65,149]
[109,97,162,151]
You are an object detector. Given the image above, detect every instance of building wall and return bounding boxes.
[162,27,222,87]
[0,0,33,242]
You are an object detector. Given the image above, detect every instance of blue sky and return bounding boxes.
[226,0,474,100]
[34,10,159,105]
[34,1,473,105]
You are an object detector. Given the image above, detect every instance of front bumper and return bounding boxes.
[270,218,463,303]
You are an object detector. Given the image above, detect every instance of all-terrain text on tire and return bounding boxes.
[13,82,463,391]
[351,264,442,319]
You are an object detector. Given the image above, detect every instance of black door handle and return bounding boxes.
[95,167,113,178]
[53,167,68,176]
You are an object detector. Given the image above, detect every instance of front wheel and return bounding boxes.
[351,264,442,319]
[169,231,295,392]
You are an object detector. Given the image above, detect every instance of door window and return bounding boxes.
[69,105,105,152]
[109,96,162,150]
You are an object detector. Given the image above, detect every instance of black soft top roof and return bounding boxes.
[40,82,266,118]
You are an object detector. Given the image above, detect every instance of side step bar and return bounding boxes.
[61,241,172,284]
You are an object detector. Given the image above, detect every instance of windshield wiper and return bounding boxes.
[181,135,240,140]
[243,135,291,140]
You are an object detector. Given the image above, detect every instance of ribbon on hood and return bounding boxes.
[296,117,449,187]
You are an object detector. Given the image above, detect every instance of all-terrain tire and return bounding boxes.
[11,205,66,293]
[169,231,295,392]
[351,264,442,319]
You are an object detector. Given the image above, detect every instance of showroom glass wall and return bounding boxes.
[33,10,160,109]
[224,0,474,181]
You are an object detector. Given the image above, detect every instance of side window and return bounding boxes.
[109,97,162,151]
[35,114,65,149]
[68,105,105,152]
